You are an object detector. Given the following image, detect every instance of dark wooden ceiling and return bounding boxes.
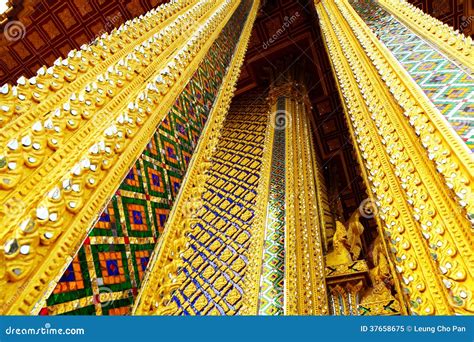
[0,0,168,84]
[407,0,474,37]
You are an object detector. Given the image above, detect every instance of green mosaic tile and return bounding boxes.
[91,244,132,293]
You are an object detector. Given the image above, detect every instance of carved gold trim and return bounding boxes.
[377,0,474,72]
[0,0,196,129]
[333,0,474,314]
[324,74,409,314]
[285,97,298,315]
[133,0,261,315]
[298,98,329,314]
[0,0,212,199]
[282,90,328,315]
[340,0,474,225]
[316,0,463,314]
[308,128,333,253]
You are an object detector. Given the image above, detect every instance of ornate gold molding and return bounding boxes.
[0,0,195,128]
[285,97,298,314]
[297,97,329,315]
[339,0,473,225]
[133,0,261,315]
[331,1,474,314]
[377,0,474,72]
[0,0,244,315]
[309,130,334,253]
[316,0,474,314]
[0,0,208,199]
[278,86,328,315]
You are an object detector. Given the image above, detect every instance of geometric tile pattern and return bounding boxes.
[258,96,286,315]
[350,0,474,151]
[171,90,269,315]
[42,2,249,315]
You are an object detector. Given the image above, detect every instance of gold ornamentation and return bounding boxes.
[283,87,328,315]
[338,0,473,225]
[0,0,245,315]
[346,210,364,260]
[358,282,401,315]
[378,0,474,71]
[326,221,352,266]
[334,0,474,314]
[359,235,401,315]
[0,0,211,198]
[325,260,369,279]
[0,1,195,128]
[316,0,467,314]
[133,0,260,315]
[326,209,364,266]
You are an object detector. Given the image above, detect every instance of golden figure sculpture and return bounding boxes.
[359,235,401,315]
[369,235,392,287]
[326,208,365,266]
[346,210,364,260]
[326,220,352,266]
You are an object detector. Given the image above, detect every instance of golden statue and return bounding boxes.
[369,234,392,286]
[325,220,352,266]
[360,234,401,314]
[326,208,365,266]
[346,210,364,260]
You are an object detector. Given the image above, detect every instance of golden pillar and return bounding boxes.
[315,0,474,315]
[265,80,329,315]
[134,69,332,314]
[0,0,260,315]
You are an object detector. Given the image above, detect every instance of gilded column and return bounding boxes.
[0,0,258,315]
[134,73,330,315]
[263,80,329,315]
[377,0,473,71]
[133,0,261,315]
[316,0,474,315]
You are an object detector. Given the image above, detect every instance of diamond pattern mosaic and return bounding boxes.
[171,91,269,315]
[41,2,251,316]
[350,0,474,151]
[258,97,286,315]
